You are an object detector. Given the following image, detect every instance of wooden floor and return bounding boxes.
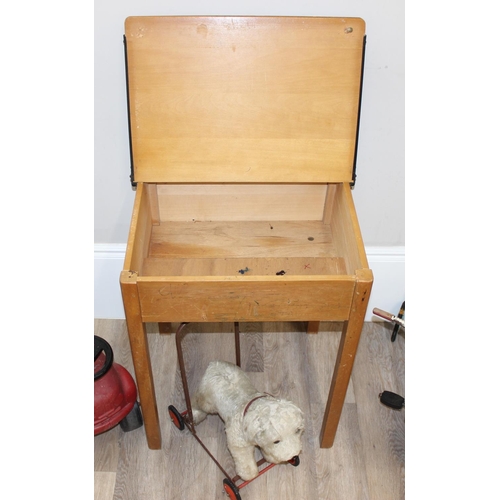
[94,320,405,500]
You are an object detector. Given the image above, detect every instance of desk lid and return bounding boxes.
[124,16,366,184]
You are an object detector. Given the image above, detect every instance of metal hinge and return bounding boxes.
[123,35,136,187]
[350,35,367,188]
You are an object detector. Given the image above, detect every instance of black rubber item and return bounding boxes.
[94,335,114,380]
[168,405,185,431]
[120,401,144,432]
[379,391,405,410]
[223,479,241,500]
[391,301,405,342]
[289,455,300,467]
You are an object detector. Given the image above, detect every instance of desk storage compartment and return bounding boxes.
[124,181,368,323]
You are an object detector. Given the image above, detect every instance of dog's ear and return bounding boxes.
[244,408,280,446]
[243,410,262,443]
[243,406,267,443]
[256,422,281,447]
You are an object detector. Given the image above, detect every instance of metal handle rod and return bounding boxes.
[373,308,405,328]
[234,321,241,368]
[175,322,194,428]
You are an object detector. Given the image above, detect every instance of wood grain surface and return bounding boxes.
[124,16,365,183]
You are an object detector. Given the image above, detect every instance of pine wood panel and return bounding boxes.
[94,319,404,500]
[147,220,339,260]
[136,278,355,323]
[156,184,328,222]
[123,183,153,275]
[125,16,365,183]
[142,256,346,277]
[328,183,369,274]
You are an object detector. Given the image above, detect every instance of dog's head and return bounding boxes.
[244,398,305,464]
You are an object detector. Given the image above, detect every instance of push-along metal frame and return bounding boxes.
[169,322,299,498]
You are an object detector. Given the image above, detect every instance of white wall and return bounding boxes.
[95,0,404,246]
[94,1,405,319]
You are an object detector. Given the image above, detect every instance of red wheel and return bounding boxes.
[223,479,241,500]
[288,455,300,467]
[168,405,185,431]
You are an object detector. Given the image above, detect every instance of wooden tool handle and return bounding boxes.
[372,308,395,322]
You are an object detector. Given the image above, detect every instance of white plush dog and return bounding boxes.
[191,360,305,481]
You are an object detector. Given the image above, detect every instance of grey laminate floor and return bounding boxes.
[94,320,404,500]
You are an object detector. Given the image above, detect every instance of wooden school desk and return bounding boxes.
[120,16,373,450]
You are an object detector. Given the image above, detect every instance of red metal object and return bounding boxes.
[94,336,142,435]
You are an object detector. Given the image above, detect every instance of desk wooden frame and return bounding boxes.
[120,16,373,450]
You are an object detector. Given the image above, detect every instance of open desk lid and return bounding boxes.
[124,16,366,184]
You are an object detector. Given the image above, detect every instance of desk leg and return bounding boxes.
[158,322,172,334]
[306,321,320,334]
[121,276,162,449]
[319,272,372,448]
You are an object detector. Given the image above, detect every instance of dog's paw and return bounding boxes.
[191,408,207,425]
[235,462,259,481]
[228,443,259,481]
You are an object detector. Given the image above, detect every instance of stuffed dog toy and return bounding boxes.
[191,360,304,481]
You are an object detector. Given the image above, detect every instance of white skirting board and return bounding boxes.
[94,244,405,322]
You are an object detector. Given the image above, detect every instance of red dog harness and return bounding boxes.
[243,394,273,417]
